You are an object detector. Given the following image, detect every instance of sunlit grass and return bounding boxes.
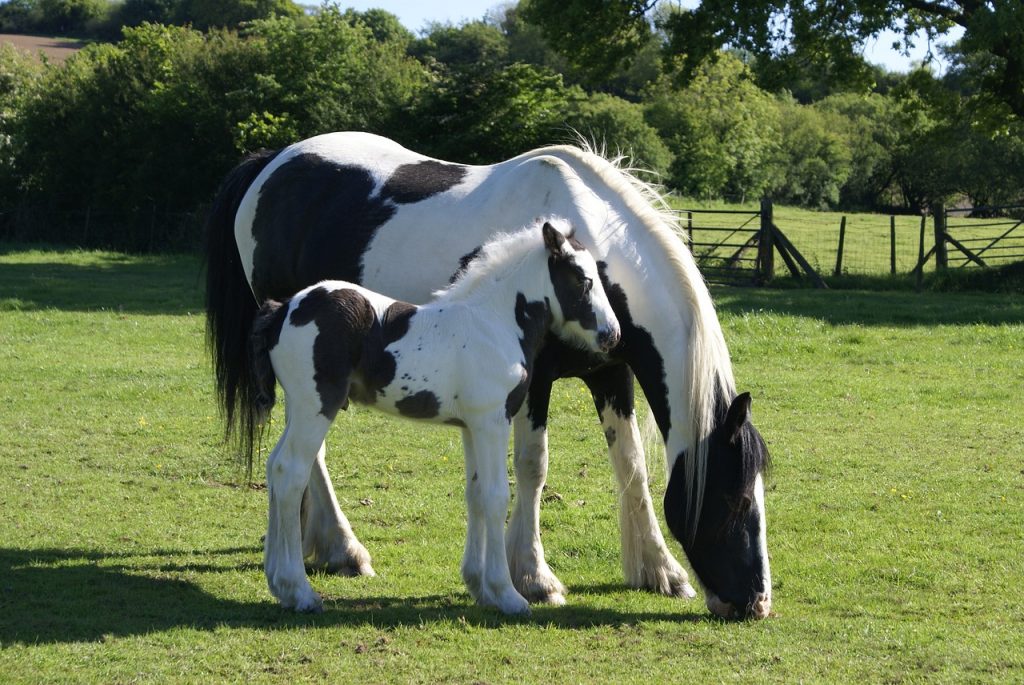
[1,247,1022,682]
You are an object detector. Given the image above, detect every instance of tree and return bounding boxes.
[771,97,852,208]
[177,0,301,31]
[409,62,573,164]
[816,92,901,209]
[562,91,672,176]
[519,0,655,86]
[644,54,780,200]
[524,0,1024,119]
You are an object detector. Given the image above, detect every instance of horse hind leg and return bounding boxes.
[264,410,332,612]
[301,442,375,577]
[584,365,696,600]
[505,403,568,605]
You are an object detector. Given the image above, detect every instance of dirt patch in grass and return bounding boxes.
[1,33,85,62]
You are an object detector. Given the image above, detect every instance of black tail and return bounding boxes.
[203,148,279,473]
[248,298,288,476]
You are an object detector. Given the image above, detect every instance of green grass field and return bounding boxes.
[1,246,1022,683]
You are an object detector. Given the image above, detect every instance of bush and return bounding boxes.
[562,91,672,178]
[644,55,780,201]
[7,10,429,249]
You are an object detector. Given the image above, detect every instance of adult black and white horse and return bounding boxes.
[205,132,772,619]
[250,221,620,613]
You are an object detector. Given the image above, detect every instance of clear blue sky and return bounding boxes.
[336,0,962,74]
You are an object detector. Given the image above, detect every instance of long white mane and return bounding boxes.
[540,142,737,533]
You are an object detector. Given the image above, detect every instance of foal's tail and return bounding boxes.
[203,148,279,471]
[247,298,288,476]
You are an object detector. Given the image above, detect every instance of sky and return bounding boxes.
[335,0,963,74]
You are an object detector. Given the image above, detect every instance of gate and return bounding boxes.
[936,205,1024,268]
[677,198,826,287]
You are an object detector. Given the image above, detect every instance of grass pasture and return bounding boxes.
[1,246,1022,683]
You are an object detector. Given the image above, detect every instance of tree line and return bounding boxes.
[0,1,1021,250]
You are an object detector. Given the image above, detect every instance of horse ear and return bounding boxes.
[724,392,752,442]
[542,221,566,254]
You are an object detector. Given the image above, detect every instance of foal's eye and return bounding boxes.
[581,277,593,294]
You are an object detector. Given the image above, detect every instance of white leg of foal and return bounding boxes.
[301,442,375,576]
[264,418,327,612]
[602,406,696,599]
[505,409,567,604]
[459,428,485,601]
[467,421,529,616]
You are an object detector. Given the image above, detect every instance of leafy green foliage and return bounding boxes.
[519,0,654,86]
[409,62,572,164]
[645,54,780,201]
[772,98,852,208]
[562,91,671,177]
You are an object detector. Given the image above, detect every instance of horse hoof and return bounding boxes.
[498,594,531,616]
[322,559,376,578]
[293,593,324,613]
[517,579,568,605]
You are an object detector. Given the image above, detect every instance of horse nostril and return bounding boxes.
[599,327,621,351]
[746,592,771,619]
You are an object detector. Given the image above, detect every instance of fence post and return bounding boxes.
[933,203,948,269]
[890,215,897,274]
[916,215,926,290]
[834,215,846,276]
[686,210,693,248]
[758,197,774,283]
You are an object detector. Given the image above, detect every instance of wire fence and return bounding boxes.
[0,205,206,253]
[773,212,931,275]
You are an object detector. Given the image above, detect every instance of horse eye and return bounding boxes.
[582,277,593,294]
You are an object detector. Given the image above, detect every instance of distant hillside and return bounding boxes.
[1,33,84,62]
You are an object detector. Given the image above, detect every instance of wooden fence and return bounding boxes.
[676,199,826,287]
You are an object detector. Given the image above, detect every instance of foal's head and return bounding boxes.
[540,221,620,354]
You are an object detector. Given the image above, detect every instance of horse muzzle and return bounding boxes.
[597,326,621,352]
[706,591,772,620]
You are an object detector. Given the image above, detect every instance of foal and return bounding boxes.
[249,221,621,614]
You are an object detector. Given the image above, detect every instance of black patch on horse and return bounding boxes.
[382,301,416,344]
[381,161,467,204]
[289,287,421,417]
[288,287,379,418]
[506,293,551,421]
[582,359,636,420]
[449,246,483,284]
[249,156,467,300]
[395,390,442,419]
[251,155,397,299]
[596,261,670,437]
[549,255,597,331]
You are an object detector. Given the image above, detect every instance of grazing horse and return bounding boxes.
[249,221,621,613]
[205,131,773,619]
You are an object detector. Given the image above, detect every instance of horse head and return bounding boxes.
[541,221,620,354]
[665,392,772,619]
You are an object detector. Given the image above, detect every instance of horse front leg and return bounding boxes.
[463,421,530,615]
[505,382,568,605]
[582,363,696,599]
[301,443,375,577]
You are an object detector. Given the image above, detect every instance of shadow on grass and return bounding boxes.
[0,253,203,315]
[0,547,709,644]
[712,285,1024,327]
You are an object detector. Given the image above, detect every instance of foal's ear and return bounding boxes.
[542,221,566,254]
[724,392,752,442]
